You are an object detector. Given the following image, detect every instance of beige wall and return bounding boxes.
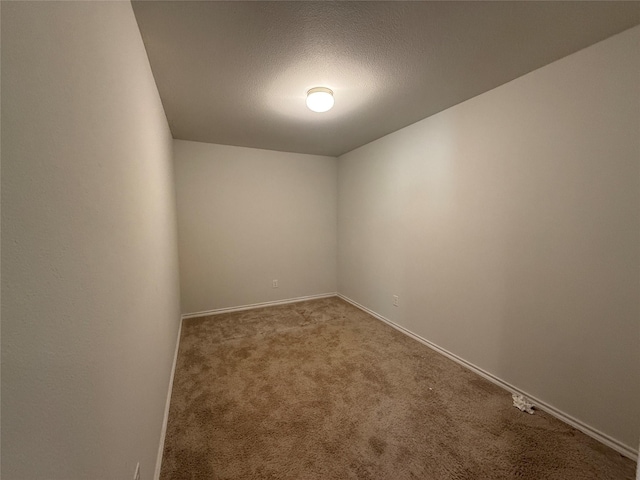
[174,140,337,314]
[338,26,640,451]
[1,2,181,479]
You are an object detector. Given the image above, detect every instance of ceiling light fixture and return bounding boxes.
[306,87,334,113]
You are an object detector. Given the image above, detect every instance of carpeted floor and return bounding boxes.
[160,297,636,479]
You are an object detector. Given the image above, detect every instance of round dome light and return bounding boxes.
[306,87,334,113]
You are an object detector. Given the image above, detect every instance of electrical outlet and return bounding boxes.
[272,279,278,288]
[133,463,140,480]
[393,295,399,307]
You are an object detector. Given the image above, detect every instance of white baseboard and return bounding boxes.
[181,292,338,320]
[154,317,183,480]
[337,293,638,461]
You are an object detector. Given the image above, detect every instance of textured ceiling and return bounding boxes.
[132,1,639,157]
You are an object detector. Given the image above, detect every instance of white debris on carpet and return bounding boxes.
[512,394,535,414]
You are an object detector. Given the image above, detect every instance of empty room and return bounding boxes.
[2,1,639,479]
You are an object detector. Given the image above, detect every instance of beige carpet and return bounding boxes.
[160,297,636,479]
